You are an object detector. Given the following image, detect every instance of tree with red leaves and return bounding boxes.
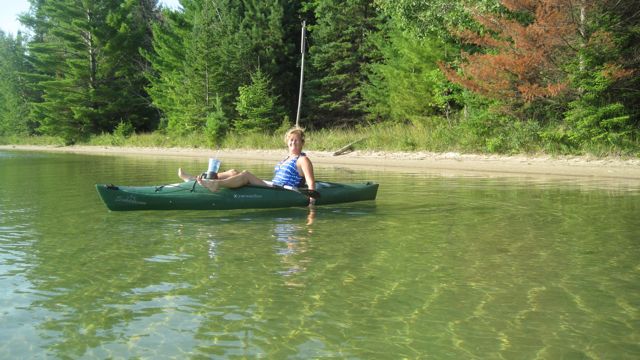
[442,0,579,105]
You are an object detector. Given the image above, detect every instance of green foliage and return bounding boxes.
[557,1,639,150]
[235,69,283,133]
[0,0,637,157]
[565,101,632,146]
[205,95,229,147]
[23,0,159,144]
[114,121,135,138]
[0,134,62,146]
[360,27,452,124]
[108,121,135,146]
[375,0,502,41]
[304,0,383,127]
[144,7,191,132]
[153,0,233,134]
[0,32,31,135]
[276,116,293,135]
[146,0,296,135]
[9,116,639,157]
[240,0,290,98]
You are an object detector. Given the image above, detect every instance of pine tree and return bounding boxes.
[101,0,161,132]
[304,0,383,127]
[151,0,249,133]
[144,4,191,131]
[441,0,576,107]
[360,27,450,124]
[240,0,297,116]
[25,0,103,143]
[235,68,283,133]
[0,32,32,135]
[563,0,639,144]
[23,0,160,143]
[440,0,638,144]
[180,0,225,132]
[146,0,296,134]
[204,94,228,146]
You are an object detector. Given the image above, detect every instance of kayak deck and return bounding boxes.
[96,181,378,211]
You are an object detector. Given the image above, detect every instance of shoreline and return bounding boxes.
[2,144,639,184]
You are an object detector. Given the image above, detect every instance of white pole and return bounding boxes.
[295,20,306,129]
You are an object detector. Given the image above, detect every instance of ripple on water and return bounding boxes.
[1,152,639,358]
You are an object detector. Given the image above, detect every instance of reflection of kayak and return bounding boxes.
[96,181,379,211]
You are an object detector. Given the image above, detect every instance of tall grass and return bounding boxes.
[0,135,63,145]
[3,120,638,158]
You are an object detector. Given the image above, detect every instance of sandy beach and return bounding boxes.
[2,144,639,185]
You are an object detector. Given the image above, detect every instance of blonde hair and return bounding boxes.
[284,127,305,143]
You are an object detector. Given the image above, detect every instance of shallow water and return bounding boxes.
[1,151,639,358]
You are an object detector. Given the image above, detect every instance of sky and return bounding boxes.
[0,0,182,36]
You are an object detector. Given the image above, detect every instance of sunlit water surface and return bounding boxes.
[0,151,638,359]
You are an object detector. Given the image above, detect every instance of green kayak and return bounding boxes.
[96,181,378,211]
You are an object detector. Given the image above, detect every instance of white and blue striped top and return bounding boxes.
[271,153,305,187]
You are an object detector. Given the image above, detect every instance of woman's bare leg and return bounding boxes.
[217,169,239,179]
[197,170,270,192]
[179,168,239,182]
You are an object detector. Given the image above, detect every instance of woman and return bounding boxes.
[178,128,316,205]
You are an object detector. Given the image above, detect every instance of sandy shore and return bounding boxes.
[2,144,639,185]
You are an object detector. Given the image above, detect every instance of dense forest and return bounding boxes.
[0,0,638,154]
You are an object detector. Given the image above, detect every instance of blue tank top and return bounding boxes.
[272,153,305,187]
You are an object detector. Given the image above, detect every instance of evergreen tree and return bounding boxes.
[23,0,160,143]
[25,0,101,142]
[143,3,191,131]
[304,0,383,127]
[441,0,576,107]
[375,0,501,41]
[240,0,295,116]
[272,1,304,118]
[180,0,227,132]
[563,0,639,145]
[0,32,32,135]
[204,94,228,145]
[102,0,161,132]
[360,27,451,124]
[146,0,296,134]
[147,0,241,134]
[235,67,283,133]
[439,0,638,146]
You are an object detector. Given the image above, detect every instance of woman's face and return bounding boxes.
[286,133,304,154]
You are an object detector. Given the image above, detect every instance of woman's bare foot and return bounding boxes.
[178,168,196,182]
[197,176,220,192]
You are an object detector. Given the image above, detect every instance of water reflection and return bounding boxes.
[273,208,315,284]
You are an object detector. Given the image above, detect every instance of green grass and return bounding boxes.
[0,135,64,146]
[3,121,638,158]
